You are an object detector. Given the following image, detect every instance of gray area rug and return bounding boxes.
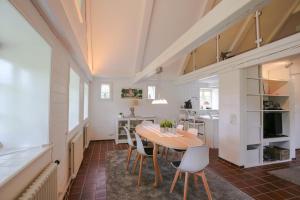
[269,166,300,186]
[106,150,253,200]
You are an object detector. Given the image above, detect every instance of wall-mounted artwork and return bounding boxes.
[121,88,143,99]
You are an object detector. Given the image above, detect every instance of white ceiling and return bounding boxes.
[90,0,205,78]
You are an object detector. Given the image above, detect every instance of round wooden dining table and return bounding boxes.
[135,124,204,187]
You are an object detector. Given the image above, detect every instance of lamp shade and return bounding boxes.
[152,98,168,104]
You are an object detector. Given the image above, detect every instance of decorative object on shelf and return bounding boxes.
[152,67,168,105]
[160,120,174,133]
[220,51,234,61]
[128,99,139,117]
[184,99,192,109]
[121,88,142,99]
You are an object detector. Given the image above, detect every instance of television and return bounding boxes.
[263,113,283,138]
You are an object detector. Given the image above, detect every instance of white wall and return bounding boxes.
[176,80,210,110]
[90,78,179,140]
[2,1,91,199]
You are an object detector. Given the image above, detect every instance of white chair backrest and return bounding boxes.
[187,128,198,136]
[177,124,184,130]
[124,127,134,147]
[134,133,146,155]
[179,146,209,173]
[142,120,153,125]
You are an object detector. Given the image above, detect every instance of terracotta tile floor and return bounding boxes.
[67,140,300,200]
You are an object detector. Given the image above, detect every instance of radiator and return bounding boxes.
[18,163,58,200]
[83,124,90,149]
[70,132,84,178]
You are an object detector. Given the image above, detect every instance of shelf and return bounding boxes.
[247,93,289,97]
[247,77,288,83]
[263,110,289,112]
[247,110,289,112]
[263,136,290,143]
[263,159,291,165]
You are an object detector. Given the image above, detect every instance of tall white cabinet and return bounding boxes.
[219,64,295,168]
[244,65,291,167]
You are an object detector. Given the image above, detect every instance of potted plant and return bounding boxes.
[160,120,174,133]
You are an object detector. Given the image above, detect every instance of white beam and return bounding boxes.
[133,0,269,83]
[178,0,217,76]
[134,0,154,73]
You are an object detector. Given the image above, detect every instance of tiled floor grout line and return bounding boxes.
[79,142,95,200]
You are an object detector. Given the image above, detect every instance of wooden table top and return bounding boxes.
[135,124,204,150]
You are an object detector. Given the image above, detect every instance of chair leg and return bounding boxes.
[126,146,133,170]
[199,171,213,200]
[132,153,140,174]
[161,147,166,157]
[184,172,189,200]
[170,169,180,193]
[138,155,144,186]
[165,148,169,161]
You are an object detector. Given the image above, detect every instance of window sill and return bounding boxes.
[0,145,51,188]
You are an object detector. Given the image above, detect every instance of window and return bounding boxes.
[69,68,80,131]
[84,82,89,119]
[147,86,156,100]
[200,88,219,110]
[100,83,111,99]
[0,0,51,149]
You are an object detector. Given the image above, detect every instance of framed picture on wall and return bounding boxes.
[121,88,143,99]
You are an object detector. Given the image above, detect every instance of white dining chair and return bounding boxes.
[163,124,184,160]
[170,146,212,200]
[133,133,156,186]
[177,124,184,130]
[187,128,198,136]
[124,127,136,171]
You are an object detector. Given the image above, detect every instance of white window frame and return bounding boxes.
[100,83,112,100]
[83,82,89,120]
[199,88,219,110]
[147,85,156,100]
[68,68,81,132]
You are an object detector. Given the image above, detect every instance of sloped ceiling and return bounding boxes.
[90,0,205,78]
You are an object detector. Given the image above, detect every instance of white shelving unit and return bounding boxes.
[116,117,156,144]
[244,65,292,167]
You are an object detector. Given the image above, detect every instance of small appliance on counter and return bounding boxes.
[184,99,192,109]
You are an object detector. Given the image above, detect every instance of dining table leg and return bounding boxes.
[153,143,162,187]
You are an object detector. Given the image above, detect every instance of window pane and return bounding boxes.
[84,83,89,119]
[200,89,214,109]
[148,86,156,99]
[69,69,80,131]
[101,84,111,99]
[0,1,51,148]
